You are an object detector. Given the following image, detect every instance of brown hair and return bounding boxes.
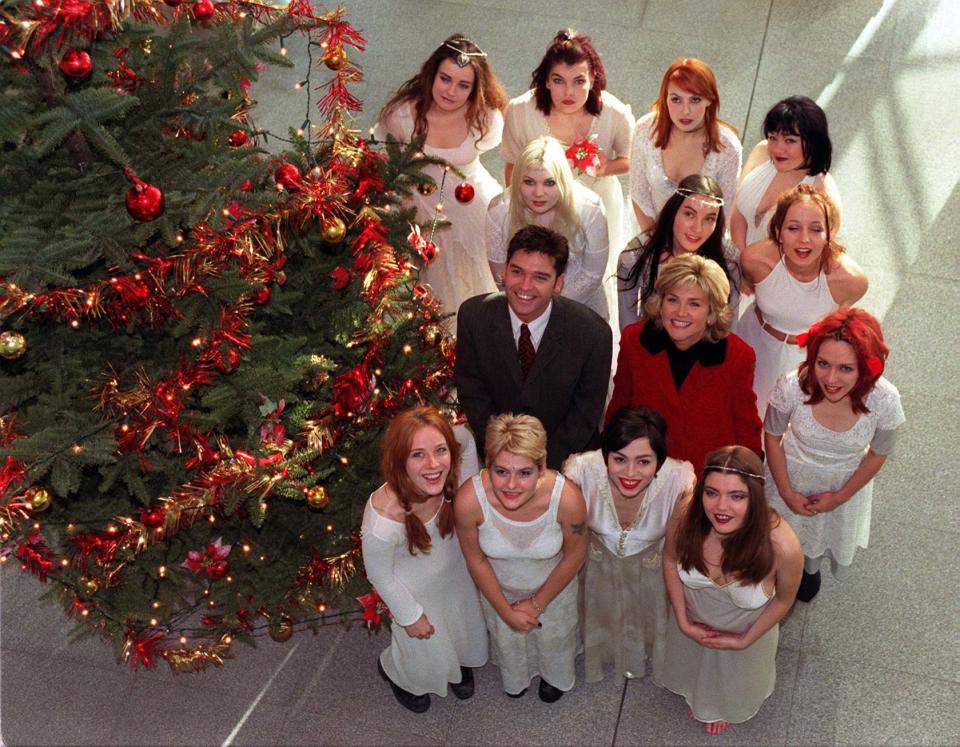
[380,406,461,555]
[674,446,777,585]
[798,308,889,415]
[649,58,737,152]
[768,183,845,273]
[379,34,507,147]
[530,29,606,116]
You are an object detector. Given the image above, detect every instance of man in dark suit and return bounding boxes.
[455,225,613,469]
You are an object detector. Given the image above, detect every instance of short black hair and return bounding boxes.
[601,407,668,469]
[763,95,832,175]
[506,225,570,276]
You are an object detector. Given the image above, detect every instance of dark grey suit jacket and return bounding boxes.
[455,293,613,470]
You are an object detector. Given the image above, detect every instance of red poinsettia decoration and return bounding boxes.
[181,536,232,580]
[356,589,389,629]
[258,396,286,446]
[565,134,602,177]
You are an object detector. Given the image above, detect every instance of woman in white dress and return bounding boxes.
[374,35,507,317]
[738,184,867,416]
[657,446,803,736]
[764,309,905,602]
[563,406,695,683]
[731,95,840,252]
[630,58,741,233]
[487,136,608,319]
[454,413,587,703]
[501,29,634,318]
[617,174,740,331]
[361,406,489,713]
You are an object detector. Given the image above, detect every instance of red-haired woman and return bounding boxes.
[374,35,508,317]
[657,447,803,736]
[501,29,634,302]
[738,184,867,416]
[630,58,742,233]
[764,309,904,602]
[361,406,488,713]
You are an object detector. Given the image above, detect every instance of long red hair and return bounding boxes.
[649,58,736,152]
[380,406,461,555]
[798,308,889,415]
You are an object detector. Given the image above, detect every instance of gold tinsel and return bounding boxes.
[162,637,235,674]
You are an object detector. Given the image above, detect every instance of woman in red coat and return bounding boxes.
[607,253,761,473]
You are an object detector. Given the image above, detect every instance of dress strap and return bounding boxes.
[547,471,566,520]
[471,473,490,522]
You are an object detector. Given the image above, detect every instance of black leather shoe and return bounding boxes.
[796,570,821,603]
[506,687,527,698]
[378,659,430,713]
[538,679,564,703]
[450,666,475,700]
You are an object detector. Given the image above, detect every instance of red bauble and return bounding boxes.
[419,242,438,263]
[192,0,215,21]
[454,182,475,204]
[228,130,248,147]
[59,49,93,81]
[139,507,166,528]
[125,182,165,222]
[253,286,271,305]
[274,163,302,192]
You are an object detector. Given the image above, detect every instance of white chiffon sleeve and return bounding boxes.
[373,102,413,143]
[501,96,529,164]
[485,194,509,283]
[564,195,609,306]
[714,125,743,206]
[629,116,657,218]
[476,108,504,153]
[360,502,423,627]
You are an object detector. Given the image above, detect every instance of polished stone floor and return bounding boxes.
[2,1,958,744]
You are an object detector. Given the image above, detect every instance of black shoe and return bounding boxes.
[450,666,475,700]
[538,679,564,703]
[796,570,821,603]
[506,687,528,698]
[378,659,430,713]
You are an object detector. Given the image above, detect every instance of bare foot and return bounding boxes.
[703,720,730,735]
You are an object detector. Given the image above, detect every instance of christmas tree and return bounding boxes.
[0,0,454,671]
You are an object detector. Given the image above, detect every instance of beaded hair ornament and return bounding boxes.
[703,464,765,482]
[675,186,724,208]
[443,40,487,68]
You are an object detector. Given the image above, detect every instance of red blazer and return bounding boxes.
[606,320,762,474]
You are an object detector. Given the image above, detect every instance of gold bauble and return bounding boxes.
[421,324,443,346]
[415,181,437,196]
[0,331,27,360]
[320,216,347,244]
[26,487,51,512]
[268,615,294,642]
[80,575,100,595]
[306,486,329,510]
[323,47,348,71]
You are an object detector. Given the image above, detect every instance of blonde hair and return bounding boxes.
[508,136,580,245]
[484,413,548,469]
[643,254,732,342]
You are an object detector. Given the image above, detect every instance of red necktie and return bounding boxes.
[518,323,535,378]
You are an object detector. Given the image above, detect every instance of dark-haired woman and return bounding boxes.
[374,35,507,316]
[731,95,841,252]
[563,407,695,683]
[764,309,904,602]
[657,446,803,735]
[361,407,488,713]
[617,174,740,331]
[501,29,634,304]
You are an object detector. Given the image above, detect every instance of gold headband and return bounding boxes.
[443,41,487,68]
[704,465,764,481]
[676,186,724,207]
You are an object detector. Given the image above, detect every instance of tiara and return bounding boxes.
[676,186,724,207]
[444,41,487,68]
[704,464,765,481]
